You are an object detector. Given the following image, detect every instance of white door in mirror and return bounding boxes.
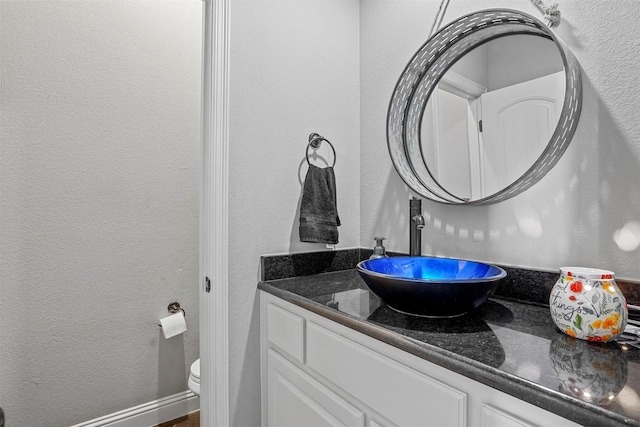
[481,71,564,196]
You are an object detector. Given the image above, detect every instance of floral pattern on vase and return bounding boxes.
[549,267,628,342]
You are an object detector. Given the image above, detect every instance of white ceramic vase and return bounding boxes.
[549,267,628,342]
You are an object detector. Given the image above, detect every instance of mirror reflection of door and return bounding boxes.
[422,34,565,201]
[481,71,564,195]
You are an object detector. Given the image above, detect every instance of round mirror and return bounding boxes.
[387,9,582,205]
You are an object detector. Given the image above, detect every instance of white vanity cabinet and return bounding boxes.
[260,291,580,427]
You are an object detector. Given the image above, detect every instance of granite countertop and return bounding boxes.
[258,268,640,427]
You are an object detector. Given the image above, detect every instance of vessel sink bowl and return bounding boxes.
[356,256,507,318]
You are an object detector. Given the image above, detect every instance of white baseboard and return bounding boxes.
[71,390,199,427]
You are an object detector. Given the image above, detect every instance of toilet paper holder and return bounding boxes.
[158,302,186,328]
[167,301,186,317]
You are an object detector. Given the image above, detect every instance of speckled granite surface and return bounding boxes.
[258,257,640,427]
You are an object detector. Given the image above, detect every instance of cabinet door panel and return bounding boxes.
[481,404,535,427]
[480,401,579,427]
[267,349,365,427]
[306,322,467,427]
[267,302,305,363]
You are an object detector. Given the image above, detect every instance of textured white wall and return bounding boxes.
[360,0,640,280]
[227,0,360,424]
[0,2,202,425]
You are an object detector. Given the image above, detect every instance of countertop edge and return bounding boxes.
[258,281,638,427]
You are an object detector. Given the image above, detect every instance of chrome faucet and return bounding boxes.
[410,197,424,257]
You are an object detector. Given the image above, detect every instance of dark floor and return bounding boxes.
[155,411,199,427]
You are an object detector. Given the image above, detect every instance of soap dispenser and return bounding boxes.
[370,237,388,259]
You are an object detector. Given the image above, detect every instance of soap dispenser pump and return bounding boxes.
[370,237,388,259]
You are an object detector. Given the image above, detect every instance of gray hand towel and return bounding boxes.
[299,164,341,244]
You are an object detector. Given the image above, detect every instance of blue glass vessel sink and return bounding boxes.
[356,256,507,318]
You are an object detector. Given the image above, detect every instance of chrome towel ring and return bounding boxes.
[306,132,336,168]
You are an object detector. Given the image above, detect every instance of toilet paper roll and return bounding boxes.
[160,312,187,339]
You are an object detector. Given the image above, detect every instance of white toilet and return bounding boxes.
[188,359,200,395]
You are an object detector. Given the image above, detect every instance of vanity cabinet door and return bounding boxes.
[266,348,365,427]
[306,321,467,427]
[266,301,305,363]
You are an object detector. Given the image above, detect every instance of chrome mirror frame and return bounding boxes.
[387,9,582,205]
